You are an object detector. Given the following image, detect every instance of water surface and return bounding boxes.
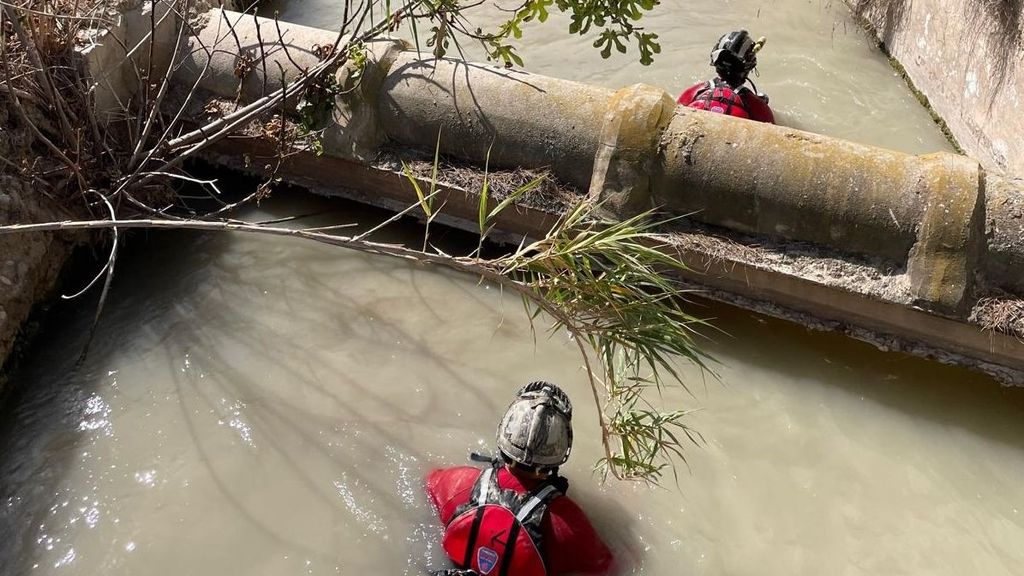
[1,194,1023,575]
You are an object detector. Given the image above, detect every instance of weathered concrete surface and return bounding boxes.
[850,0,1024,176]
[379,52,614,188]
[174,10,339,103]
[78,0,181,123]
[906,153,984,313]
[173,10,410,161]
[657,107,928,262]
[327,40,409,161]
[985,174,1024,295]
[589,84,677,218]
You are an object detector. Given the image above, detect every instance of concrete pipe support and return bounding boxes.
[984,174,1024,296]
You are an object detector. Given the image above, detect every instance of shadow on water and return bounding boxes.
[0,189,522,574]
[5,184,1024,573]
[705,301,1024,455]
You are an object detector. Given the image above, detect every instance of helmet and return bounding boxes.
[496,381,573,471]
[710,30,758,78]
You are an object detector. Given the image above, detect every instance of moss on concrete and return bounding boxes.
[844,1,966,155]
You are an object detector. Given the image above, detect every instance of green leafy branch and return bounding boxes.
[414,0,662,67]
[487,203,713,481]
[0,192,714,483]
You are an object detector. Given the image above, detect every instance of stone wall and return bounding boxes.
[850,0,1024,176]
[0,96,80,375]
[0,186,76,373]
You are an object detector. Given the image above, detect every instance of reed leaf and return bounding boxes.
[477,200,715,482]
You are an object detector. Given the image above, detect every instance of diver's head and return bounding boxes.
[711,30,759,87]
[496,381,573,477]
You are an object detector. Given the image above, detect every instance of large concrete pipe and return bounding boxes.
[172,10,408,160]
[656,109,934,261]
[174,10,340,101]
[652,107,986,311]
[378,53,615,188]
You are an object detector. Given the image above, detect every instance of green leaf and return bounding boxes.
[401,161,432,218]
[486,174,545,222]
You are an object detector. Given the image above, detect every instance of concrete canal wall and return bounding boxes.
[0,183,76,375]
[850,0,1024,176]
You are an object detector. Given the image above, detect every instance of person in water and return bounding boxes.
[678,29,775,124]
[425,381,614,576]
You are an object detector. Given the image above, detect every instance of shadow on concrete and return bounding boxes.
[849,0,911,48]
[977,0,1024,111]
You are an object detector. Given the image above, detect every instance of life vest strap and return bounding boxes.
[498,520,522,576]
[515,484,559,524]
[462,506,487,569]
[475,467,495,507]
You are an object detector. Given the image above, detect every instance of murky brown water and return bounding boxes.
[3,1,1022,575]
[3,191,1024,575]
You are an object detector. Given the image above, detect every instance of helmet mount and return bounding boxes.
[496,381,573,475]
[711,30,759,86]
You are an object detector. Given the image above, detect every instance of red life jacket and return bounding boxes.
[687,79,751,119]
[441,465,563,576]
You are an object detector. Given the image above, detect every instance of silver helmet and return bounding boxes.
[496,381,573,471]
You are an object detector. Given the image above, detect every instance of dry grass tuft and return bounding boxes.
[374,146,582,213]
[970,295,1024,339]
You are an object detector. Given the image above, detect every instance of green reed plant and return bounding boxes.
[479,198,713,481]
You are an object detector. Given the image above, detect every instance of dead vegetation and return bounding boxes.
[374,146,582,214]
[970,293,1024,340]
[0,0,422,358]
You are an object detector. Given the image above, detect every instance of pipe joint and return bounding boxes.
[588,83,676,219]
